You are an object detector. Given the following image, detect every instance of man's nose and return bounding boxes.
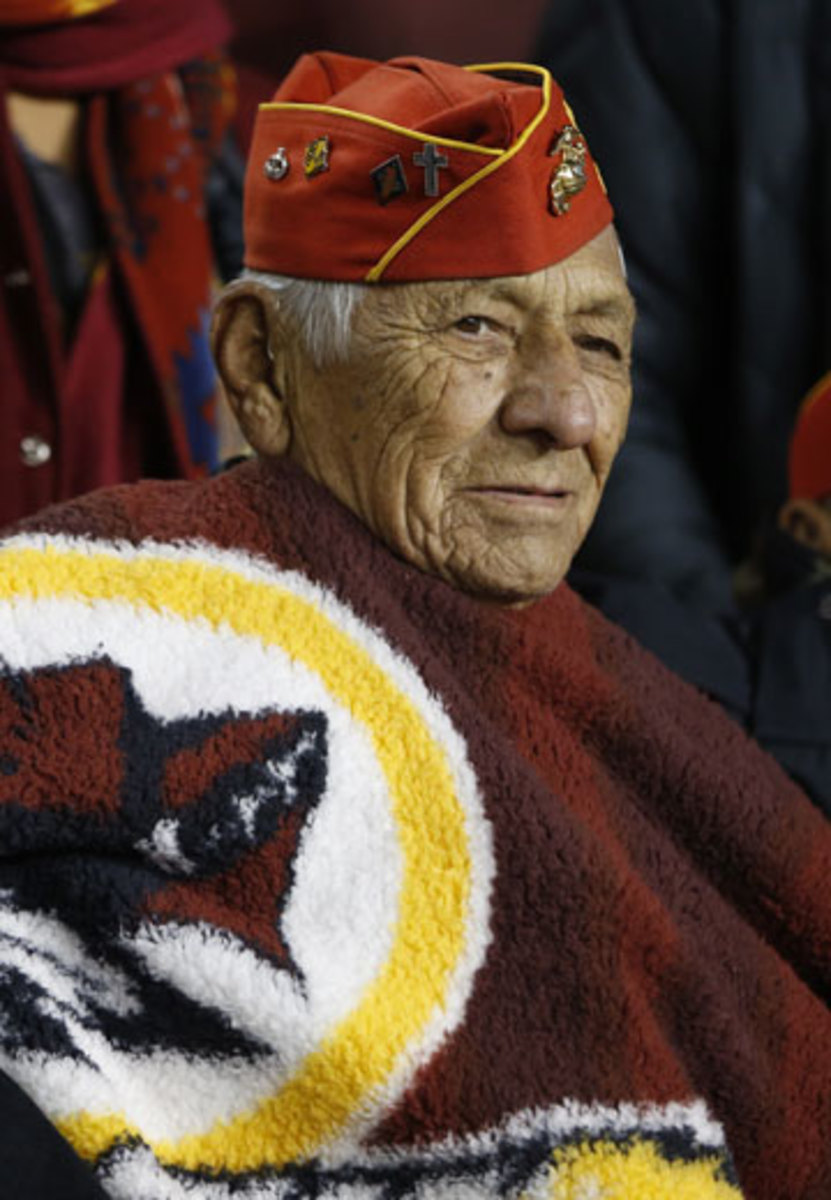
[499,340,596,448]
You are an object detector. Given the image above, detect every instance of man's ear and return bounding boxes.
[211,284,292,458]
[778,496,831,556]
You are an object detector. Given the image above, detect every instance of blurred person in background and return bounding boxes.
[227,0,550,160]
[574,372,831,814]
[0,0,244,527]
[736,373,831,807]
[230,0,548,84]
[536,0,831,612]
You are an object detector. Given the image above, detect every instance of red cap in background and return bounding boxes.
[790,372,831,501]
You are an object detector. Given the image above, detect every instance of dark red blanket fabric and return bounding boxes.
[0,458,829,1199]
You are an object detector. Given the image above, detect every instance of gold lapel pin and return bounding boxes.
[305,136,331,178]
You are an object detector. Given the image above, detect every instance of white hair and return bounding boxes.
[242,270,367,369]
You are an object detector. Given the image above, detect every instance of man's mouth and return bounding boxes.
[464,485,574,508]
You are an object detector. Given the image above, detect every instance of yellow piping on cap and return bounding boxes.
[256,101,502,158]
[365,62,553,282]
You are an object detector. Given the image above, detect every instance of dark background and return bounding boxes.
[228,0,547,82]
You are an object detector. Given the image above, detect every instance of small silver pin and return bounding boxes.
[264,148,290,182]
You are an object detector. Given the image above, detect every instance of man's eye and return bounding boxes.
[453,316,495,336]
[573,334,623,361]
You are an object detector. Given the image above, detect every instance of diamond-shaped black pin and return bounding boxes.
[371,154,408,205]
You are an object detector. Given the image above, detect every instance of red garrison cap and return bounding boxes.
[790,371,831,501]
[244,52,613,283]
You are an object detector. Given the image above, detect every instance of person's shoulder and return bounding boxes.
[0,462,266,549]
[1,477,205,546]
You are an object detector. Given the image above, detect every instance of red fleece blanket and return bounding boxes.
[0,457,828,1199]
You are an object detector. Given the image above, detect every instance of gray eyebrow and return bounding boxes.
[572,296,635,321]
[483,281,634,322]
[485,282,531,306]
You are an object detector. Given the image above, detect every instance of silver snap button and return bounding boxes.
[264,148,289,181]
[4,268,31,288]
[20,435,52,467]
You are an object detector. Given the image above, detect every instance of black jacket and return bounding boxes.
[538,0,831,608]
[0,1071,107,1199]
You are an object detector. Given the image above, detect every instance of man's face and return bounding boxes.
[286,226,635,604]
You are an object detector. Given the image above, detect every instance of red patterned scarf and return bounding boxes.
[0,0,114,27]
[0,0,235,498]
[0,0,230,93]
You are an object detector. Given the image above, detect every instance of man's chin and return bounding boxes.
[440,555,570,608]
[381,519,575,606]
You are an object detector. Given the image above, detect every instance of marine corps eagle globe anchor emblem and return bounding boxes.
[548,125,588,216]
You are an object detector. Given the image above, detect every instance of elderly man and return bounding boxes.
[0,53,828,1200]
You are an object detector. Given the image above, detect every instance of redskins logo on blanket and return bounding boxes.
[0,534,494,1174]
[0,535,743,1198]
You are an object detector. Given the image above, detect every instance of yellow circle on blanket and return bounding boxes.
[537,1139,742,1199]
[0,538,492,1172]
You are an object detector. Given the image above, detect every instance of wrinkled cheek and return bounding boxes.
[576,483,604,541]
[590,439,621,495]
[427,496,487,571]
[594,390,631,468]
[401,455,457,530]
[611,398,633,456]
[372,456,443,566]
